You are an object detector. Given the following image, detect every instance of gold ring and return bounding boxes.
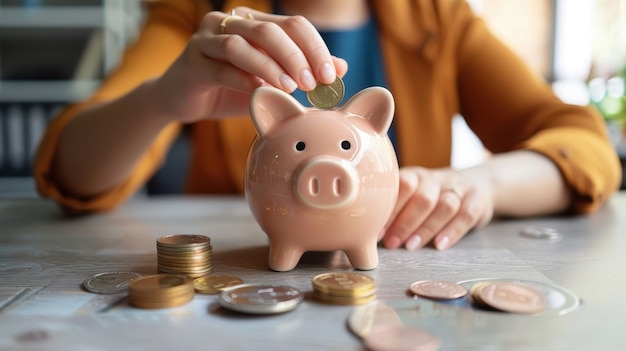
[220,14,243,34]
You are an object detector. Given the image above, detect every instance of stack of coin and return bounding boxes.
[156,234,213,278]
[470,281,545,314]
[312,272,376,305]
[128,274,195,309]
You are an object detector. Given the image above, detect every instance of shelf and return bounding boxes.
[0,80,100,102]
[0,7,103,28]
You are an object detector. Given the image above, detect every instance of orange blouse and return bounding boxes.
[34,0,622,214]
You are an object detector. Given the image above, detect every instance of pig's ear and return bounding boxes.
[340,87,395,135]
[250,86,306,137]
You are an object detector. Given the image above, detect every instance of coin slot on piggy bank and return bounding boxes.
[244,86,399,272]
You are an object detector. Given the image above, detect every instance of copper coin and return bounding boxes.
[409,280,468,300]
[363,325,441,351]
[474,282,545,314]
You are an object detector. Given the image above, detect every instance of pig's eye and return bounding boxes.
[341,140,351,150]
[295,141,306,151]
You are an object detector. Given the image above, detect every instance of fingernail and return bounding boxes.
[300,69,316,91]
[320,63,335,84]
[385,235,402,249]
[279,73,298,92]
[436,236,450,251]
[405,235,422,251]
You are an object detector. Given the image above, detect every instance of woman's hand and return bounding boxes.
[150,7,348,123]
[380,166,495,251]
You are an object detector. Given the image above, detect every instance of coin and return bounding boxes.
[128,274,194,309]
[157,234,210,247]
[156,234,213,278]
[347,301,403,338]
[519,226,562,240]
[472,281,545,314]
[193,275,244,294]
[363,325,441,351]
[312,272,376,296]
[306,76,345,109]
[218,284,303,314]
[312,272,377,305]
[409,280,468,300]
[82,272,142,294]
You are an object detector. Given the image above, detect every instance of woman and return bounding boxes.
[34,0,621,251]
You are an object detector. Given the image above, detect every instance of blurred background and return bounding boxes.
[0,0,624,198]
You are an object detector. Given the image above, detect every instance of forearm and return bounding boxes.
[52,80,173,198]
[460,150,571,217]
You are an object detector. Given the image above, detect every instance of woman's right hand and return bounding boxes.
[150,7,348,124]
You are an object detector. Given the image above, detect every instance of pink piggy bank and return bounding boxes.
[244,86,399,271]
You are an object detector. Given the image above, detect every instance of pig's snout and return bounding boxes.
[295,158,358,210]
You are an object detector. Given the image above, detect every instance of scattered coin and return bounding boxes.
[409,280,468,300]
[363,325,441,351]
[193,275,244,294]
[218,284,303,314]
[471,281,545,314]
[519,226,562,240]
[306,76,345,109]
[82,272,143,294]
[312,272,376,305]
[347,301,403,339]
[156,234,213,278]
[128,273,194,309]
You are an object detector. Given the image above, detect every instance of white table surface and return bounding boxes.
[1,194,625,350]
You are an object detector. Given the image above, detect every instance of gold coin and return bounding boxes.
[193,275,244,294]
[313,290,377,305]
[128,274,194,309]
[312,272,376,297]
[156,234,210,248]
[306,76,345,109]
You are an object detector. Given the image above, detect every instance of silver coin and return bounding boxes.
[218,284,303,314]
[519,226,562,240]
[82,272,143,294]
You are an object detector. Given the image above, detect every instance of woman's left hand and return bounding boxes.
[379,166,495,250]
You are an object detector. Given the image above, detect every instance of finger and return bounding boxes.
[201,32,302,93]
[384,175,440,249]
[238,8,337,86]
[406,188,463,250]
[433,191,487,250]
[217,17,318,91]
[378,169,417,241]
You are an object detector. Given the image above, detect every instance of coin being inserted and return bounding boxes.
[409,280,468,300]
[306,76,345,109]
[82,271,143,294]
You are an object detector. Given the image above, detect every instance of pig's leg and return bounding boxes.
[268,244,303,272]
[344,242,379,270]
